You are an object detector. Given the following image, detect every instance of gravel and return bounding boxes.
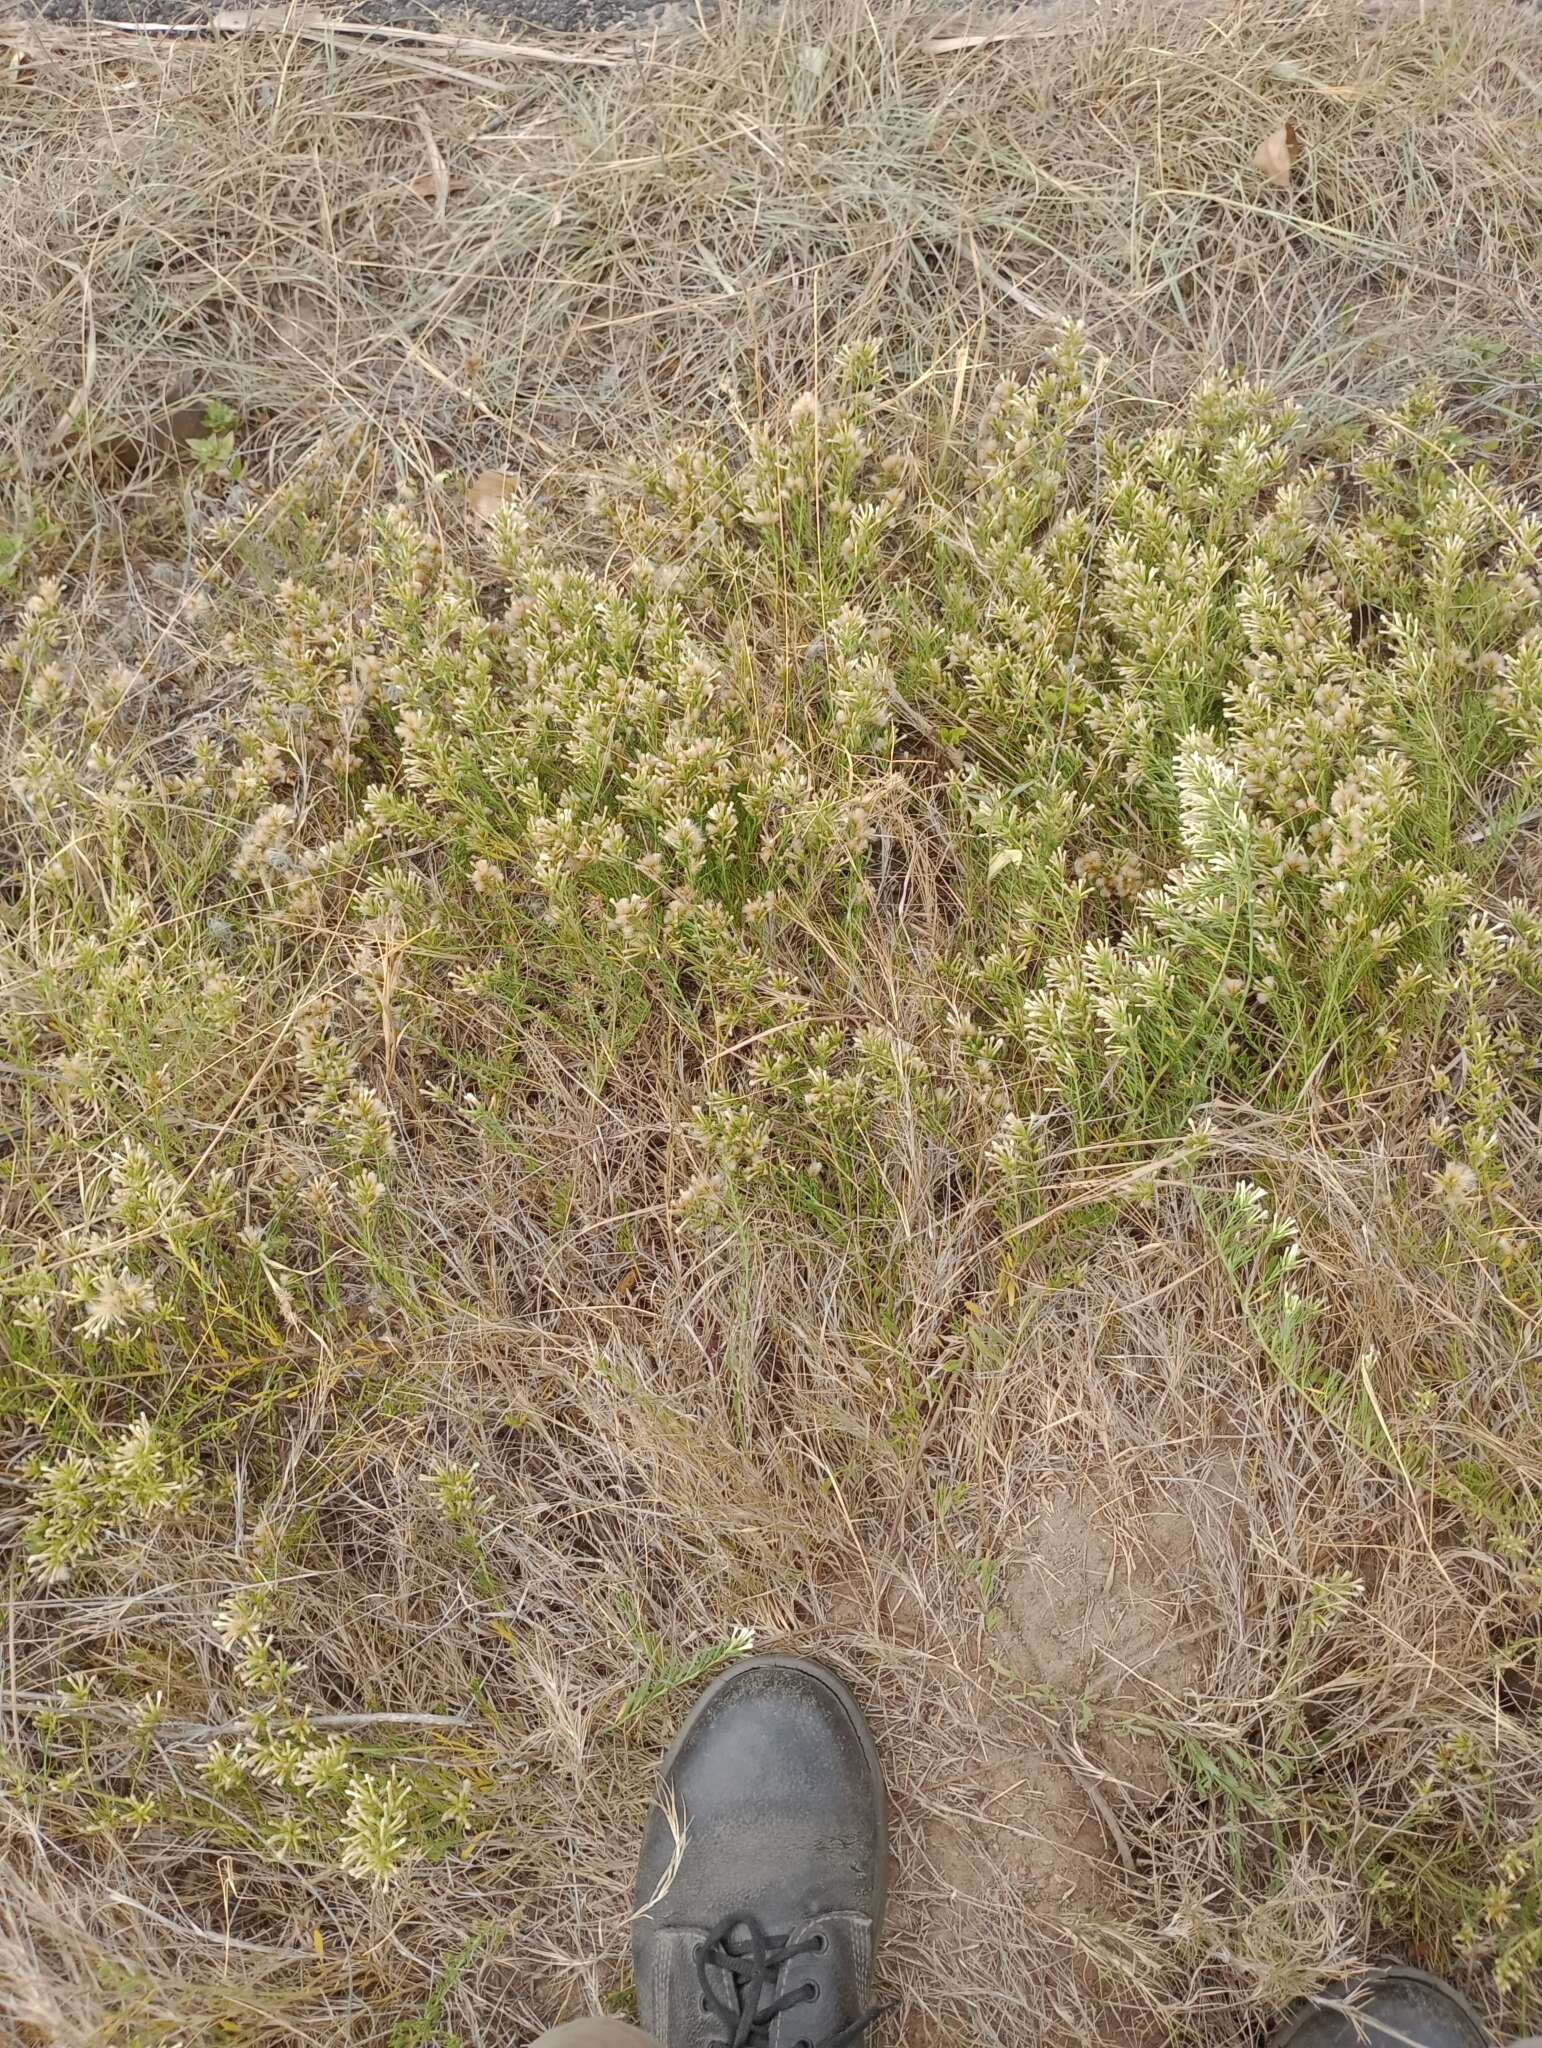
[19,0,661,32]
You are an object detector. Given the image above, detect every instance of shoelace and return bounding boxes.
[694,1912,883,2048]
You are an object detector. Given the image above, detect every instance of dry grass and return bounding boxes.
[3,5,1542,2048]
[6,0,1542,543]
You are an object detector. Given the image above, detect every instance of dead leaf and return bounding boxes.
[922,24,1050,53]
[413,106,450,224]
[615,1266,641,1299]
[1253,120,1302,189]
[47,257,95,447]
[468,470,520,526]
[1265,59,1380,103]
[406,169,471,208]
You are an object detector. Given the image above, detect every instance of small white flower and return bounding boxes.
[76,1268,158,1340]
[340,1770,413,1888]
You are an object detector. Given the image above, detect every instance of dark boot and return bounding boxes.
[1270,1969,1495,2048]
[632,1656,888,2048]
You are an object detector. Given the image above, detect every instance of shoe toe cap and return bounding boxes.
[636,1658,886,1932]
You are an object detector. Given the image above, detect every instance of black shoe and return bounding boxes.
[1269,1969,1495,2048]
[632,1655,888,2048]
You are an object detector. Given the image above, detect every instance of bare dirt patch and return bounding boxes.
[918,1487,1222,1916]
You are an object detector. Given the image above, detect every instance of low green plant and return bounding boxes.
[615,1607,757,1728]
[4,342,1541,2029]
[162,339,1542,1247]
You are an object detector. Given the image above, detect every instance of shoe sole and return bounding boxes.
[1266,1968,1495,2048]
[653,1652,891,1936]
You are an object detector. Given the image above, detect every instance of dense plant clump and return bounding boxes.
[3,343,1540,2029]
[185,341,1542,1248]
